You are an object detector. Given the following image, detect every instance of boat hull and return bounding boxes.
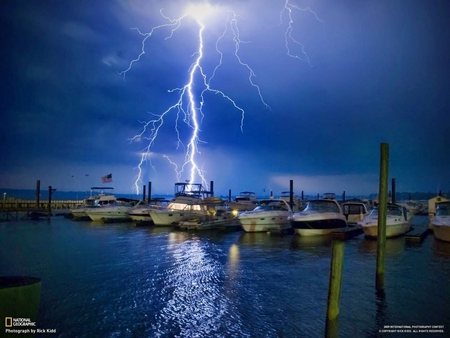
[86,207,132,222]
[239,215,290,232]
[149,210,204,226]
[290,219,347,236]
[177,216,239,231]
[431,224,450,242]
[129,214,153,224]
[362,222,411,238]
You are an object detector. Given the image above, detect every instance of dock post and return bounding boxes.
[391,178,396,204]
[228,189,232,202]
[301,190,304,201]
[210,181,214,197]
[142,185,146,203]
[325,240,345,337]
[2,192,5,220]
[47,186,52,217]
[376,143,389,291]
[342,191,346,203]
[289,180,294,211]
[147,181,152,204]
[35,180,41,210]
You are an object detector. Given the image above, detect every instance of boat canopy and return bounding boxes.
[305,200,341,213]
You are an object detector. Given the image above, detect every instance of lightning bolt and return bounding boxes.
[121,2,322,194]
[280,0,324,66]
[121,5,270,194]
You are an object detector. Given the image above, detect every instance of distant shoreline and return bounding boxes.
[0,188,447,202]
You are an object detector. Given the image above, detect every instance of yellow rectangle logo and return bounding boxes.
[5,317,13,327]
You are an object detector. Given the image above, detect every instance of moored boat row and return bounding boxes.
[68,184,433,241]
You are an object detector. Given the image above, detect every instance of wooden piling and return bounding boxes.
[391,178,396,204]
[47,186,52,217]
[228,189,232,202]
[35,180,40,210]
[376,143,389,291]
[142,185,146,202]
[289,180,294,211]
[326,240,345,336]
[147,181,152,204]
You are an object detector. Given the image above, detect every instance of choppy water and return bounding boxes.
[1,216,449,337]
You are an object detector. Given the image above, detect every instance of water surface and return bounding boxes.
[1,216,449,337]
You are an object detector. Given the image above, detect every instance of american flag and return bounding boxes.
[101,174,113,183]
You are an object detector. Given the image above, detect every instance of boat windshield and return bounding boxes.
[254,201,288,211]
[168,202,203,211]
[436,203,450,216]
[369,207,402,217]
[305,200,340,213]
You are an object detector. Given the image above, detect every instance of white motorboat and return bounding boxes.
[85,198,138,222]
[430,201,450,242]
[149,182,211,226]
[70,187,116,220]
[342,200,370,225]
[228,191,258,212]
[238,199,293,232]
[177,197,239,230]
[289,199,347,236]
[128,198,169,225]
[359,203,411,238]
[398,200,426,215]
[279,191,304,211]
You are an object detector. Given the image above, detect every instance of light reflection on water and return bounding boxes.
[0,216,449,337]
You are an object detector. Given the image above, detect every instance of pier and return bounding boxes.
[1,198,80,221]
[1,198,80,211]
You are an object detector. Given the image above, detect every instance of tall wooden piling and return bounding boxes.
[47,186,52,217]
[147,181,152,204]
[228,189,232,202]
[342,191,346,203]
[35,180,40,210]
[289,180,294,211]
[391,178,396,204]
[210,181,214,197]
[142,185,146,202]
[376,143,389,291]
[326,240,345,336]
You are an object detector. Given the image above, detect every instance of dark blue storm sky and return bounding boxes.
[1,0,449,196]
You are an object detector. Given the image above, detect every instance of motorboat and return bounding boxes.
[398,200,426,215]
[430,201,450,242]
[289,199,347,236]
[149,182,211,226]
[128,198,169,225]
[238,198,293,232]
[279,191,304,211]
[228,191,258,212]
[359,203,411,238]
[177,197,239,230]
[85,198,138,222]
[342,200,370,225]
[70,187,117,220]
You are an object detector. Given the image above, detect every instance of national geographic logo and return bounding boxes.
[5,317,12,327]
[3,317,36,327]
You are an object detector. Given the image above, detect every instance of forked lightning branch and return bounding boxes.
[120,1,322,194]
